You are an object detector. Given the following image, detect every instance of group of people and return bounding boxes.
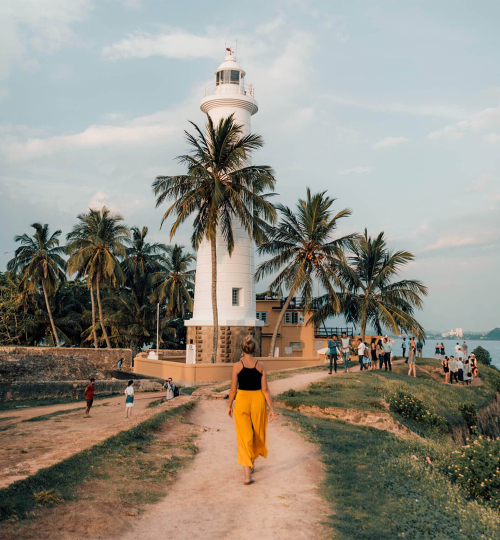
[441,347,478,385]
[325,333,397,374]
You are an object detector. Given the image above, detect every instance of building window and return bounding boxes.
[256,311,268,324]
[290,342,302,350]
[232,288,241,306]
[284,312,298,325]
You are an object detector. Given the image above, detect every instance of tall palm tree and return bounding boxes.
[152,114,276,363]
[255,189,356,357]
[66,207,130,349]
[149,244,196,318]
[122,226,166,285]
[313,229,428,341]
[7,223,66,347]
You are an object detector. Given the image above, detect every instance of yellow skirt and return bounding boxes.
[234,389,268,467]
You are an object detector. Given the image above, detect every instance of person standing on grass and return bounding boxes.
[440,343,445,359]
[84,377,95,418]
[371,338,378,370]
[455,342,460,355]
[382,337,392,371]
[357,338,367,371]
[434,343,441,360]
[376,339,385,370]
[228,335,274,486]
[416,339,423,358]
[401,337,407,359]
[125,380,135,417]
[463,357,471,386]
[327,334,339,375]
[456,355,464,385]
[407,340,416,377]
[442,356,450,384]
[449,356,457,384]
[462,341,468,357]
[341,332,350,372]
[163,379,174,400]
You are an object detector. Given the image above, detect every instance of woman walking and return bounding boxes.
[228,335,275,485]
[125,380,134,418]
[407,340,417,377]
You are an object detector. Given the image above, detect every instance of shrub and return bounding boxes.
[458,402,478,432]
[446,435,500,508]
[387,390,446,431]
[473,346,492,367]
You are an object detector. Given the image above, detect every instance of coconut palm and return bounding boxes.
[152,114,276,362]
[7,223,66,347]
[149,244,196,318]
[255,189,356,357]
[122,226,167,284]
[312,229,428,341]
[66,207,130,349]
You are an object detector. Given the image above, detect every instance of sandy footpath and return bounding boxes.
[119,371,333,540]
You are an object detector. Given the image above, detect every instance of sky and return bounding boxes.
[0,0,499,332]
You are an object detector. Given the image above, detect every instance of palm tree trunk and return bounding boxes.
[41,279,61,347]
[268,287,296,357]
[89,283,98,349]
[210,237,218,364]
[96,275,112,349]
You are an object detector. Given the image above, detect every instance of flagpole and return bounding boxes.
[156,303,159,359]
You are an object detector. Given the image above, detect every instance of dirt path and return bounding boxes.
[0,391,185,489]
[119,371,332,540]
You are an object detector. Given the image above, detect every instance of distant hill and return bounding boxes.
[485,328,500,340]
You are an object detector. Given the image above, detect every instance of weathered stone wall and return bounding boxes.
[186,325,262,363]
[0,347,133,371]
[141,349,185,357]
[0,379,162,402]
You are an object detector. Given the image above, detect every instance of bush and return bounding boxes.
[446,435,500,508]
[473,346,492,367]
[387,390,446,431]
[458,402,478,432]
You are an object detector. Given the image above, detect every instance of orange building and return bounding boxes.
[256,296,355,357]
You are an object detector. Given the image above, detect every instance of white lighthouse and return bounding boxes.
[185,52,263,363]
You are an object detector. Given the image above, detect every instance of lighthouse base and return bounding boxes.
[186,325,262,363]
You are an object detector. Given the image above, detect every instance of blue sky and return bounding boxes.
[0,0,499,332]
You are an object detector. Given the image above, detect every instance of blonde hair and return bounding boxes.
[241,335,256,355]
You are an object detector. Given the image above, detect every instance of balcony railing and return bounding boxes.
[314,327,356,338]
[204,83,255,98]
[269,297,322,310]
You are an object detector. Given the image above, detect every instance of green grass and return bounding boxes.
[0,424,14,432]
[21,408,82,423]
[0,416,18,422]
[0,401,196,521]
[285,410,500,539]
[278,358,500,431]
[180,386,199,395]
[0,393,120,412]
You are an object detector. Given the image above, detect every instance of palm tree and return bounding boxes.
[7,223,66,347]
[66,207,130,349]
[122,226,166,284]
[313,229,428,341]
[149,244,196,318]
[152,114,276,362]
[255,189,356,357]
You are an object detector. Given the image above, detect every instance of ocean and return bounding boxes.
[391,338,500,369]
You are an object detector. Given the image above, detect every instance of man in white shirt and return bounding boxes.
[357,338,367,371]
[455,342,460,354]
[341,332,350,372]
[457,348,465,361]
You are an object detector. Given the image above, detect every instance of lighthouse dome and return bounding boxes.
[215,54,246,76]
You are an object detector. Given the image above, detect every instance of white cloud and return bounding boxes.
[424,234,478,251]
[102,30,222,61]
[338,166,372,175]
[326,94,466,120]
[373,136,408,150]
[256,14,284,35]
[428,125,464,141]
[0,0,91,81]
[484,133,500,143]
[465,174,490,193]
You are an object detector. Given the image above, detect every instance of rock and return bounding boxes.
[126,508,140,516]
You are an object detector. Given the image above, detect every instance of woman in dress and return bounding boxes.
[370,338,377,370]
[407,340,417,377]
[125,380,134,418]
[228,335,275,485]
[376,339,385,370]
[442,356,450,384]
[440,343,445,359]
[434,342,441,360]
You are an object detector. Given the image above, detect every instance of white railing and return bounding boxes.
[204,83,255,98]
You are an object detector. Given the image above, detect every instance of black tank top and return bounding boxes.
[237,360,262,391]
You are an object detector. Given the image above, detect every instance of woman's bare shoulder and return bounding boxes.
[255,360,266,373]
